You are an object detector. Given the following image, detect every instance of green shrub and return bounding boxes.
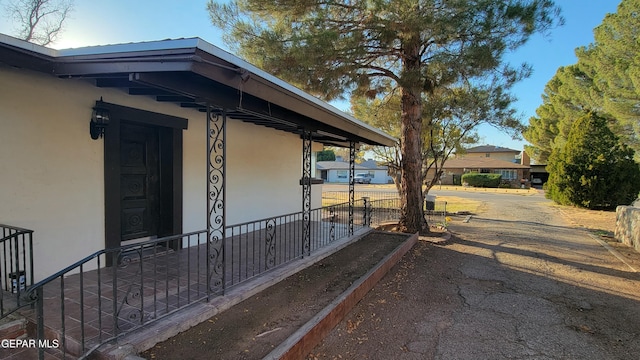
[545,113,640,209]
[461,173,502,188]
[317,149,336,161]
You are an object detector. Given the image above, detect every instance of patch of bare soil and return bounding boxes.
[555,204,640,270]
[140,231,410,360]
[554,204,617,234]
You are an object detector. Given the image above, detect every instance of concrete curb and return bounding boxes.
[263,231,420,360]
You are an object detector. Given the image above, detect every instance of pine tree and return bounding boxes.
[208,0,562,233]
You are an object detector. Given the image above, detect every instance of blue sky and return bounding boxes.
[0,0,621,151]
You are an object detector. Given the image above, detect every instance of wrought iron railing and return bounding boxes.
[366,198,448,228]
[0,224,34,318]
[323,190,400,206]
[226,199,366,287]
[20,199,370,359]
[23,231,209,359]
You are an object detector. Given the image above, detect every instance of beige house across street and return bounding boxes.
[428,145,531,187]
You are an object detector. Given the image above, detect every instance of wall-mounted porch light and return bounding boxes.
[90,102,110,140]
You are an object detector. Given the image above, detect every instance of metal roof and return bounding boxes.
[0,34,396,147]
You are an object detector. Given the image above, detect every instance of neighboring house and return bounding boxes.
[429,158,531,187]
[0,34,395,285]
[317,160,393,184]
[359,159,394,184]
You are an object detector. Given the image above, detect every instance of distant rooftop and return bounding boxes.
[442,158,530,169]
[465,145,520,153]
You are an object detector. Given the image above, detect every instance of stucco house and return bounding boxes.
[429,157,531,187]
[0,34,394,358]
[425,145,531,187]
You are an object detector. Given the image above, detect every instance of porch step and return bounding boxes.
[16,281,209,359]
[0,315,27,339]
[19,310,83,359]
[0,315,64,360]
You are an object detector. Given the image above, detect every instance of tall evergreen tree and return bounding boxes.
[526,0,640,163]
[208,0,561,233]
[576,0,640,154]
[545,113,640,209]
[524,65,596,163]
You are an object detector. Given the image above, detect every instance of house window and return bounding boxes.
[337,170,348,179]
[495,169,517,180]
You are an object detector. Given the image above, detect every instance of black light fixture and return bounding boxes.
[90,100,110,140]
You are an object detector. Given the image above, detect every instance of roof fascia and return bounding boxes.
[0,35,396,146]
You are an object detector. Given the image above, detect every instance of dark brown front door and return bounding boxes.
[120,123,160,241]
[102,101,186,251]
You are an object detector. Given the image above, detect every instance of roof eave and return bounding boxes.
[0,35,396,147]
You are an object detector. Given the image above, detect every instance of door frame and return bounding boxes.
[101,101,187,251]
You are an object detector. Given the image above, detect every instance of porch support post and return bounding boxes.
[349,141,355,235]
[302,129,312,256]
[207,106,226,297]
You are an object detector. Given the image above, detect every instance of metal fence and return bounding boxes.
[0,224,34,318]
[13,194,448,358]
[324,191,448,228]
[24,231,210,359]
[364,198,448,228]
[20,200,369,359]
[323,190,400,206]
[225,199,365,286]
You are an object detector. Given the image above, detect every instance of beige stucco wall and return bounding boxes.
[0,64,320,280]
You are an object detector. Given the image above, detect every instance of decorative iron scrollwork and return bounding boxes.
[207,107,226,294]
[329,207,336,242]
[348,141,355,235]
[265,218,277,269]
[116,283,144,330]
[117,248,142,269]
[302,130,312,256]
[362,197,369,226]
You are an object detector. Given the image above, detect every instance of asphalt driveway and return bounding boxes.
[309,191,640,359]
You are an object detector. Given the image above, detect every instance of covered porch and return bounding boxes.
[5,200,369,359]
[0,35,395,359]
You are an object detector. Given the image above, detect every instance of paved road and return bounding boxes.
[310,191,640,359]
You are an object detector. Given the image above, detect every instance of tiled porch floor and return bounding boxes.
[3,219,359,359]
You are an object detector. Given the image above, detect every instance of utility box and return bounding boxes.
[425,195,436,211]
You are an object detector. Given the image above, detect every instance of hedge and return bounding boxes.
[461,173,502,188]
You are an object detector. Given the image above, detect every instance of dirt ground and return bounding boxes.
[140,232,412,360]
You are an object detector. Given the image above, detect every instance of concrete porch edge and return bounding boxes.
[96,227,374,360]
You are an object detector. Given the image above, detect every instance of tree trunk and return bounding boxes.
[398,41,428,234]
[398,87,427,233]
